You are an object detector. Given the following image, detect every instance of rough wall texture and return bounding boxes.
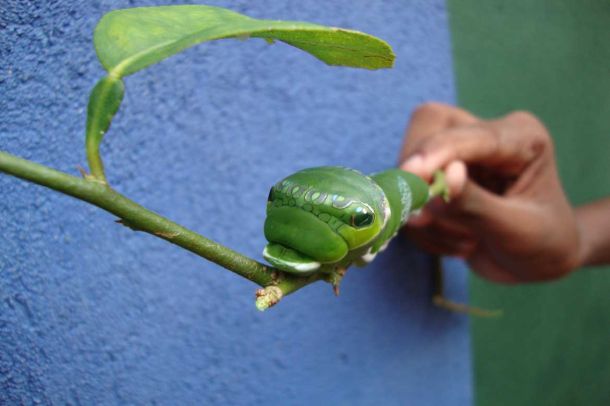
[0,1,469,404]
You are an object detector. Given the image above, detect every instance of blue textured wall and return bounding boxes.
[0,1,470,404]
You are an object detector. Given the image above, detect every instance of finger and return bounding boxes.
[407,207,433,227]
[408,181,514,241]
[445,160,467,198]
[404,213,478,258]
[406,116,547,180]
[405,225,478,258]
[408,205,477,238]
[450,179,546,247]
[449,178,512,220]
[467,254,521,284]
[399,103,479,165]
[401,154,427,180]
[407,196,454,227]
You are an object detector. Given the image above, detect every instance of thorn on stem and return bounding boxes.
[115,218,140,231]
[329,267,348,297]
[76,165,89,178]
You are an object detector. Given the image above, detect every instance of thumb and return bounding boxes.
[451,179,526,237]
[452,179,549,252]
[451,180,501,216]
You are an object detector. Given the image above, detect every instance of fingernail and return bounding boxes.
[401,154,422,172]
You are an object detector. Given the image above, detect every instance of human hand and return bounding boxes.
[399,103,580,283]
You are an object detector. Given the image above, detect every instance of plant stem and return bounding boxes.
[0,150,323,307]
[428,170,450,201]
[431,256,502,318]
[85,137,106,183]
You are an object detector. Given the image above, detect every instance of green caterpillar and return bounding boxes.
[263,166,431,275]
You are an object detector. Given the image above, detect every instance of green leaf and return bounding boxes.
[85,76,125,181]
[94,5,395,78]
[86,5,395,182]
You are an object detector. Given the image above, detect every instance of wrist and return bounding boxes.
[573,199,610,268]
[574,207,591,269]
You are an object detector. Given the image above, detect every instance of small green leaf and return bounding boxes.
[94,5,395,78]
[85,76,124,182]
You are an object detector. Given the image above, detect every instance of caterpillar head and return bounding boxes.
[263,166,388,274]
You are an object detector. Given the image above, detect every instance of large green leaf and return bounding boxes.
[94,5,395,78]
[86,5,394,182]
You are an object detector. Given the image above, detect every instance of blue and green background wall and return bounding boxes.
[1,1,608,404]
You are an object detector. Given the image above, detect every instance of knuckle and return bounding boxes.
[482,120,502,140]
[507,111,548,136]
[416,132,452,159]
[507,110,538,124]
[505,110,553,147]
[411,102,450,120]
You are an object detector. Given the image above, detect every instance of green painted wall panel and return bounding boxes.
[447,1,610,405]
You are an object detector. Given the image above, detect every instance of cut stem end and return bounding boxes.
[428,170,450,202]
[255,286,284,311]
